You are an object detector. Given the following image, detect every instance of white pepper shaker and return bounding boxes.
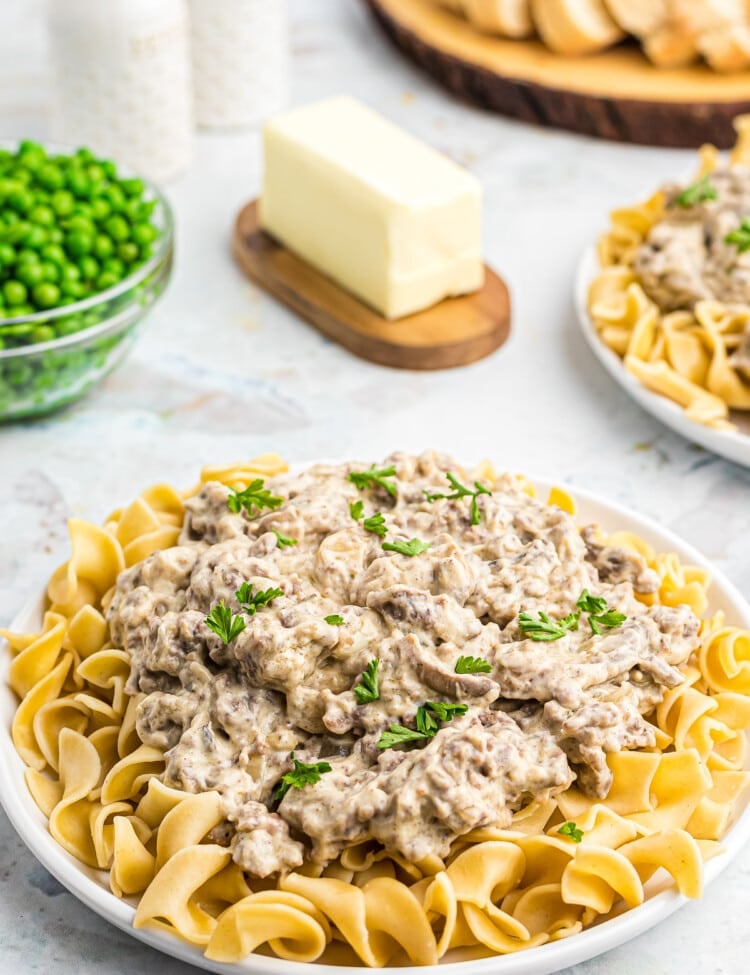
[188,0,289,128]
[47,0,193,183]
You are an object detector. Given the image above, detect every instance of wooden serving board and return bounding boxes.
[365,0,750,148]
[232,201,511,371]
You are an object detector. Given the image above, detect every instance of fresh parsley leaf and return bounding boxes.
[674,175,717,208]
[423,473,492,526]
[423,700,468,723]
[348,464,398,497]
[519,610,579,642]
[378,724,430,749]
[588,609,627,635]
[325,614,346,626]
[415,705,440,736]
[576,589,627,635]
[455,655,492,674]
[354,658,380,704]
[272,528,297,548]
[576,589,608,615]
[557,821,584,843]
[236,582,283,616]
[205,601,246,644]
[363,512,387,538]
[350,500,364,521]
[725,216,750,253]
[227,478,283,517]
[380,700,468,749]
[382,537,431,557]
[274,754,332,802]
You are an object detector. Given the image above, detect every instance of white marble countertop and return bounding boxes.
[1,1,749,972]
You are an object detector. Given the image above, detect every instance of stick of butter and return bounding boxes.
[259,96,483,320]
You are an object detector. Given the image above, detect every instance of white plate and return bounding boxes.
[2,480,750,975]
[575,247,750,468]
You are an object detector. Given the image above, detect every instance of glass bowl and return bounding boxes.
[0,180,174,422]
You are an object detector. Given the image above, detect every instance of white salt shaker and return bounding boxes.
[46,0,193,183]
[188,0,289,128]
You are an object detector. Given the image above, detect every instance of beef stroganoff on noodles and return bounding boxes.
[3,452,750,967]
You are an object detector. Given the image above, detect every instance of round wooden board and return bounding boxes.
[365,0,750,148]
[232,201,511,371]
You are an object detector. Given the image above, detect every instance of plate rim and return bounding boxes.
[574,245,750,468]
[2,477,750,975]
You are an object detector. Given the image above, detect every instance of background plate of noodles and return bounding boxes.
[1,472,750,974]
[576,247,750,469]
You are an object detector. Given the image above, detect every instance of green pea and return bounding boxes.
[7,361,33,386]
[78,255,99,281]
[96,270,119,291]
[31,324,55,343]
[8,187,34,212]
[40,243,66,266]
[102,257,124,278]
[60,278,86,299]
[61,263,81,283]
[37,163,65,191]
[105,185,126,212]
[11,303,34,317]
[47,227,64,245]
[2,210,19,225]
[16,248,40,264]
[29,204,55,227]
[66,231,93,257]
[101,160,117,180]
[4,220,31,244]
[67,169,91,198]
[40,261,60,283]
[51,189,75,216]
[0,177,18,199]
[86,163,106,183]
[120,177,145,198]
[75,147,95,164]
[17,263,45,288]
[91,197,111,222]
[23,225,47,249]
[66,214,95,236]
[93,234,114,260]
[117,242,138,264]
[131,222,157,247]
[105,214,129,241]
[13,167,33,185]
[56,316,83,337]
[0,242,16,266]
[32,282,60,309]
[3,279,28,305]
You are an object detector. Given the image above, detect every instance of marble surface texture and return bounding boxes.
[1,1,749,973]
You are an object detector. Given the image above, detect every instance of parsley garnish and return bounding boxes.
[227,479,283,517]
[348,465,398,497]
[354,659,380,704]
[725,216,750,254]
[363,512,387,537]
[424,473,492,526]
[325,614,345,626]
[557,821,584,843]
[274,754,332,802]
[236,582,283,615]
[519,610,580,642]
[378,724,430,749]
[382,537,431,557]
[577,589,626,635]
[349,500,364,521]
[272,529,297,548]
[674,175,717,208]
[378,700,468,749]
[205,601,246,644]
[455,655,492,674]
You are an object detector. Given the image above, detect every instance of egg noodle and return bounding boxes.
[588,116,750,430]
[3,455,750,967]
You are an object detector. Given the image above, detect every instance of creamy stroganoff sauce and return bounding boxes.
[107,453,700,878]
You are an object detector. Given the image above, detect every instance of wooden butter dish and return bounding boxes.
[232,200,511,371]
